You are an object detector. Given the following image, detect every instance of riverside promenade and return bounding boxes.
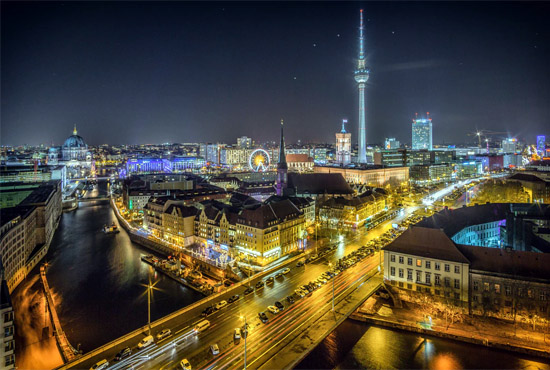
[40,265,79,363]
[350,298,550,360]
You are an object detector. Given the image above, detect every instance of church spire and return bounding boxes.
[278,119,287,169]
[276,119,288,196]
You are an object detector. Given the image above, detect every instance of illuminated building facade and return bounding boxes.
[62,125,88,161]
[385,138,400,150]
[315,165,409,188]
[354,10,369,164]
[537,135,546,156]
[411,113,433,150]
[501,138,518,154]
[335,119,352,165]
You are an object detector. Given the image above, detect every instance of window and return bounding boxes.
[540,305,546,313]
[4,326,13,337]
[390,267,395,276]
[417,286,423,292]
[3,312,13,323]
[444,277,450,287]
[435,289,440,296]
[473,295,479,302]
[473,281,479,291]
[416,270,422,282]
[528,289,533,299]
[435,274,441,286]
[454,293,460,300]
[444,264,450,272]
[407,283,412,290]
[425,261,431,269]
[407,258,413,266]
[416,259,422,267]
[399,268,404,278]
[5,354,15,367]
[540,292,546,301]
[390,254,395,262]
[454,279,460,289]
[399,256,404,264]
[435,262,440,271]
[454,265,460,274]
[505,286,511,296]
[495,284,501,294]
[484,282,490,292]
[407,269,413,281]
[425,272,431,285]
[398,281,404,288]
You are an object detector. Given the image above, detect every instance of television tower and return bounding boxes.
[354,9,370,164]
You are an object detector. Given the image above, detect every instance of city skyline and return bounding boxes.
[2,2,549,147]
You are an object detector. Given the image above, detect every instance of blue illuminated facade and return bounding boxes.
[412,114,433,150]
[125,157,205,175]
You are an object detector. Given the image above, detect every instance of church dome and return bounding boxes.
[63,125,87,148]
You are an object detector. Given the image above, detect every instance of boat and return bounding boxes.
[103,222,120,234]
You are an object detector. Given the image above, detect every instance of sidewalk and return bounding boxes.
[351,298,550,359]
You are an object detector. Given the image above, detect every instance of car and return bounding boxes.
[202,306,215,316]
[296,261,304,267]
[114,347,131,361]
[282,267,290,274]
[267,305,279,314]
[286,295,295,304]
[90,359,109,370]
[210,344,220,355]
[311,254,318,260]
[266,276,274,284]
[274,301,284,311]
[258,311,269,323]
[156,329,172,341]
[234,328,241,340]
[215,300,228,310]
[228,294,240,303]
[275,272,283,278]
[255,281,265,289]
[180,358,192,370]
[138,335,154,349]
[244,286,254,295]
[294,289,305,298]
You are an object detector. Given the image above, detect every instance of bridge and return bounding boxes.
[78,197,111,202]
[54,219,393,370]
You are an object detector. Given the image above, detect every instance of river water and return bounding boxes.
[12,181,550,369]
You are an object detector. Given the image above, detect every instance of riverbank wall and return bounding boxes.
[350,312,550,360]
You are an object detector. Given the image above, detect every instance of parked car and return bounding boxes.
[180,358,192,370]
[156,329,172,341]
[286,295,295,304]
[244,286,254,295]
[114,347,131,361]
[274,301,284,311]
[255,280,265,289]
[210,344,220,355]
[295,289,305,298]
[215,300,228,310]
[282,267,290,274]
[90,359,109,370]
[275,272,283,278]
[201,306,215,317]
[296,261,304,267]
[266,276,274,284]
[234,328,241,340]
[258,312,269,323]
[267,305,279,314]
[228,294,240,303]
[138,335,154,350]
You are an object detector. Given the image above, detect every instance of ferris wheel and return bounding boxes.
[249,149,271,172]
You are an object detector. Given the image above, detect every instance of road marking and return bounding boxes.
[175,325,190,334]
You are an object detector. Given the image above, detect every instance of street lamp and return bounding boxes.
[240,315,248,369]
[147,281,153,335]
[328,262,335,311]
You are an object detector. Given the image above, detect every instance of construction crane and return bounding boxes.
[467,129,509,149]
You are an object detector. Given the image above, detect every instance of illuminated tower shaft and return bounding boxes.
[354,9,370,164]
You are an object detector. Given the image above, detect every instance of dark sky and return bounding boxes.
[2,1,549,147]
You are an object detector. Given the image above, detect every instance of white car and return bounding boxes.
[137,335,154,349]
[294,289,305,298]
[156,329,172,341]
[267,305,279,314]
[210,344,220,355]
[282,267,290,275]
[234,328,241,339]
[180,358,192,370]
[90,359,109,370]
[215,300,227,310]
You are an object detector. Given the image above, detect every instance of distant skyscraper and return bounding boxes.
[276,120,288,196]
[385,137,400,150]
[354,9,370,164]
[411,112,433,150]
[336,119,352,165]
[501,138,518,154]
[537,135,546,155]
[237,136,252,148]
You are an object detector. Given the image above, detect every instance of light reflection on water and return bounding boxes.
[298,320,550,370]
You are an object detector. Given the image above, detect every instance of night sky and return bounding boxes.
[2,1,549,147]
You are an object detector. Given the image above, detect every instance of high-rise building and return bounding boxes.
[237,136,252,149]
[335,119,352,165]
[501,138,517,154]
[384,138,400,150]
[354,9,370,164]
[276,120,288,196]
[537,135,546,155]
[411,112,433,150]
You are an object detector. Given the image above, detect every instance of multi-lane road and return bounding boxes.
[74,209,403,370]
